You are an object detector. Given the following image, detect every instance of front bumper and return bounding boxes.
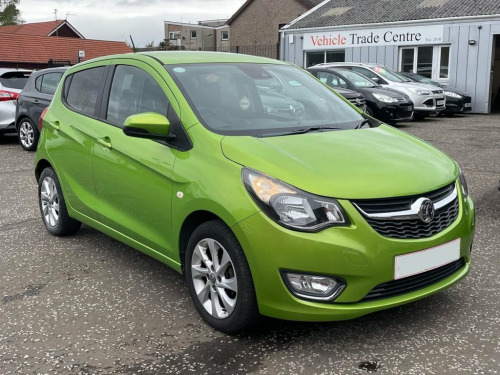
[232,191,475,321]
[372,101,413,123]
[445,96,472,114]
[414,96,446,114]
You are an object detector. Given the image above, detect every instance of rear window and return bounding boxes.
[65,67,105,116]
[0,71,31,90]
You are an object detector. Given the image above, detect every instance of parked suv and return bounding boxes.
[399,72,472,115]
[35,52,474,333]
[308,66,413,123]
[0,69,31,137]
[16,67,68,150]
[323,63,446,118]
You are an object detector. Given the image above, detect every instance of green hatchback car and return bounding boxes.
[35,52,475,333]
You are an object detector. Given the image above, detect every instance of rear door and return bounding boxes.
[29,71,64,124]
[91,59,179,256]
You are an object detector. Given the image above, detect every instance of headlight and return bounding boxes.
[445,91,462,99]
[407,87,430,95]
[373,93,398,103]
[458,168,469,198]
[242,168,349,232]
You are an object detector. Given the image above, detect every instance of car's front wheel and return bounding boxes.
[185,220,260,333]
[18,118,39,151]
[38,168,82,236]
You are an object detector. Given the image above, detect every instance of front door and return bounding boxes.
[92,62,178,255]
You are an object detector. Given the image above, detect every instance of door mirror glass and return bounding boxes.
[123,112,171,140]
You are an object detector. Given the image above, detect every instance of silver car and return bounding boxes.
[0,68,32,136]
[320,63,445,119]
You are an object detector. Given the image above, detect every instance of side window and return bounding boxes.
[106,65,169,125]
[35,76,43,92]
[352,67,386,84]
[65,66,105,116]
[40,72,63,95]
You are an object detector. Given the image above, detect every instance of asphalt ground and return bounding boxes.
[0,114,499,375]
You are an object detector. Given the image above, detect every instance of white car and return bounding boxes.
[0,68,32,135]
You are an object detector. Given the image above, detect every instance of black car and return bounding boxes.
[333,86,367,112]
[399,72,472,115]
[15,67,68,151]
[308,66,414,123]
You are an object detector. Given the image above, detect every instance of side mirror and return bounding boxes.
[123,112,174,141]
[371,77,380,83]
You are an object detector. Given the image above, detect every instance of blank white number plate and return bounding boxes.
[394,239,461,280]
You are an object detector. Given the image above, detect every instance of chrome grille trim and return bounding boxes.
[353,185,457,221]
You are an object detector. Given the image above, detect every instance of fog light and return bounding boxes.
[283,272,345,301]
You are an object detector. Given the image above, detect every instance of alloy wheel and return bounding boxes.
[40,177,60,227]
[191,238,238,319]
[19,120,35,149]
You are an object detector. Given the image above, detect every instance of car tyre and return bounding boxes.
[38,167,82,236]
[185,220,260,333]
[17,118,39,151]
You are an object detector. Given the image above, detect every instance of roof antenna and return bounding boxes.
[54,9,58,21]
[66,13,77,20]
[129,35,136,53]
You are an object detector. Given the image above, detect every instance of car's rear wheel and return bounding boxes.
[38,168,81,236]
[185,220,259,333]
[18,118,39,151]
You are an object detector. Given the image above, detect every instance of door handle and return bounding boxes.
[97,137,112,149]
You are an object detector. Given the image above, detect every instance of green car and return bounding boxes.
[35,52,475,333]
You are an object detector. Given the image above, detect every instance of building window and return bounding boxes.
[191,30,197,39]
[400,45,450,80]
[221,30,229,41]
[169,31,176,39]
[305,50,345,68]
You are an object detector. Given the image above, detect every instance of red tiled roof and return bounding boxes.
[0,20,66,36]
[0,32,132,65]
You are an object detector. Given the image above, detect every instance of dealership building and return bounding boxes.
[280,0,500,113]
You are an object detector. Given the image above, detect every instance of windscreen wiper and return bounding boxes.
[354,119,371,129]
[259,126,342,138]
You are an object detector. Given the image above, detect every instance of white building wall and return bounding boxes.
[282,17,500,113]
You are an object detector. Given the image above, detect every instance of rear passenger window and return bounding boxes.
[40,72,63,95]
[106,65,169,125]
[35,72,64,95]
[65,67,105,116]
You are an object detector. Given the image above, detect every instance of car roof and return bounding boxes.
[103,51,288,66]
[30,67,69,77]
[315,62,382,68]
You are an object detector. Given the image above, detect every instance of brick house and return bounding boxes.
[0,20,131,69]
[227,0,324,58]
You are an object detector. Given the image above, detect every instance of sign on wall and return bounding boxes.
[303,25,444,50]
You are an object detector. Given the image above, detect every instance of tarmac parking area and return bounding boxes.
[0,114,499,374]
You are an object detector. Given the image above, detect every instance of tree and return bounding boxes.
[0,0,23,26]
[145,40,155,48]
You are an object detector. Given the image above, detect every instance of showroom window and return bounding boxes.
[305,50,345,68]
[400,45,450,80]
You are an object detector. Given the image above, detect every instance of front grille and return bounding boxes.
[361,258,465,301]
[364,199,458,239]
[353,183,458,239]
[348,97,365,108]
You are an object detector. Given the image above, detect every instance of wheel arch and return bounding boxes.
[35,159,53,181]
[178,210,227,275]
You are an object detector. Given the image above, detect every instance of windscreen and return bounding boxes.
[337,70,377,88]
[166,63,364,136]
[373,66,411,83]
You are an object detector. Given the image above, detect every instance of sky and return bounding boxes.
[18,0,246,47]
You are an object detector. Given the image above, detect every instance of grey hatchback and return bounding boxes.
[15,67,68,151]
